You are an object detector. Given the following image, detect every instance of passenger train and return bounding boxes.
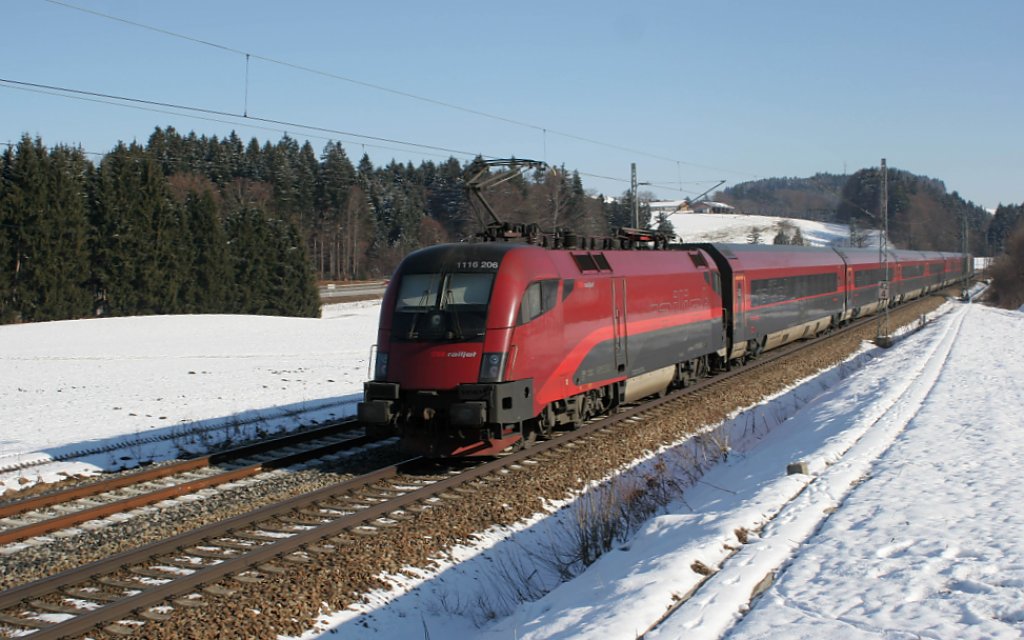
[358,229,970,456]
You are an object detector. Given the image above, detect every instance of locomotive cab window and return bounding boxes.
[392,272,494,342]
[519,279,559,325]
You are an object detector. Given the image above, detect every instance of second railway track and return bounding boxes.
[0,420,389,547]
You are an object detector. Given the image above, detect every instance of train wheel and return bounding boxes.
[537,408,555,439]
[516,425,537,450]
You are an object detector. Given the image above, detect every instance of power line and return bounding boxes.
[1,77,717,196]
[0,77,486,160]
[41,0,758,180]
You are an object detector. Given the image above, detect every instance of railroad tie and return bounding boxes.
[0,612,53,629]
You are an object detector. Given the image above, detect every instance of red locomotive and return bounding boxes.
[358,231,969,457]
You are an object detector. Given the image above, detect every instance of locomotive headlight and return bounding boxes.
[374,352,389,380]
[478,352,507,383]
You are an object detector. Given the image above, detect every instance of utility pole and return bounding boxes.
[961,210,970,300]
[876,158,892,347]
[631,163,639,228]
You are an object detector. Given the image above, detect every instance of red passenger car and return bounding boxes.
[685,244,846,359]
[832,247,890,320]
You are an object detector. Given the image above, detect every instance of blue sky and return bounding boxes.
[2,0,1021,209]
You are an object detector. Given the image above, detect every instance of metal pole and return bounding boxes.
[962,210,970,300]
[631,163,639,228]
[876,158,891,346]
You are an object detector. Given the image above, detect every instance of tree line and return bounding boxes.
[1,129,648,325]
[143,128,656,281]
[0,135,319,324]
[835,168,993,255]
[5,126,1020,323]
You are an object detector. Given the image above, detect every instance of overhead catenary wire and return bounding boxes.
[0,77,486,160]
[2,77,720,195]
[40,0,757,181]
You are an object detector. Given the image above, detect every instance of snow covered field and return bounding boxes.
[0,301,380,491]
[2,222,1020,638]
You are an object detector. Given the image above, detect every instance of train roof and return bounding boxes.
[397,242,545,272]
[679,242,845,270]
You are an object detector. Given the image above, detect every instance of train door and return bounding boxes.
[846,266,854,309]
[733,276,746,343]
[612,278,628,373]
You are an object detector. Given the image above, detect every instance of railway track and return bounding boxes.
[0,292,956,638]
[0,456,479,638]
[0,398,357,479]
[0,420,376,547]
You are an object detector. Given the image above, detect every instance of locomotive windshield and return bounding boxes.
[392,272,493,342]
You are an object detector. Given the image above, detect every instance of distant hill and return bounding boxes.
[714,174,846,221]
[713,170,992,254]
[835,168,990,254]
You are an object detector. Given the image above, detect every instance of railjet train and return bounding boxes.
[358,229,969,456]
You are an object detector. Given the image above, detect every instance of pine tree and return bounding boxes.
[268,135,300,221]
[0,145,17,322]
[92,143,187,316]
[2,136,47,321]
[0,137,92,321]
[224,205,271,314]
[315,142,357,280]
[92,145,143,315]
[425,157,469,239]
[224,206,317,316]
[182,189,231,312]
[37,144,93,320]
[656,211,675,237]
[606,191,635,230]
[294,141,318,225]
[791,226,806,246]
[266,217,319,317]
[244,138,265,180]
[987,204,1023,253]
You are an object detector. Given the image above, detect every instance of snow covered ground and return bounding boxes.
[0,301,380,492]
[2,263,1020,638]
[665,213,860,247]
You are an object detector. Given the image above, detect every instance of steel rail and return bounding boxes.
[0,462,410,614]
[0,421,370,546]
[0,418,358,519]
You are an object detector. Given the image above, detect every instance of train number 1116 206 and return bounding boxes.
[456,261,499,270]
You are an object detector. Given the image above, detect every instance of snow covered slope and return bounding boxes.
[667,212,862,246]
